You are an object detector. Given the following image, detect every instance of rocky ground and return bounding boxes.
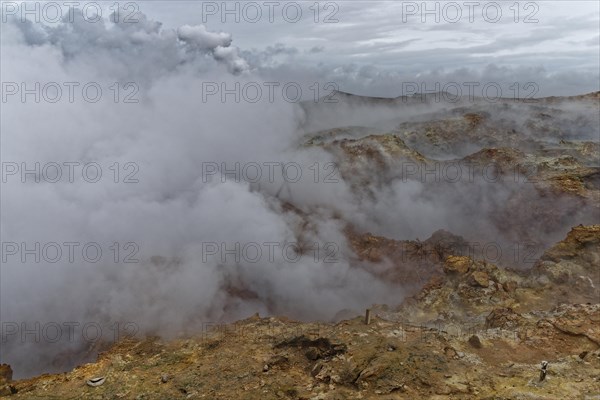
[2,93,599,399]
[2,225,598,399]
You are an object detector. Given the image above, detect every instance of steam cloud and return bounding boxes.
[1,9,396,377]
[1,8,598,378]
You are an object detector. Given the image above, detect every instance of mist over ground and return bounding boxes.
[1,3,599,379]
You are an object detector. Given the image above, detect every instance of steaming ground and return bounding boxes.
[1,11,599,378]
[1,12,400,378]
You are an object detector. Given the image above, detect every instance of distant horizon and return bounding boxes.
[326,88,600,99]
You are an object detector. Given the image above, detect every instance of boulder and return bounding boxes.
[0,364,12,383]
[443,256,472,274]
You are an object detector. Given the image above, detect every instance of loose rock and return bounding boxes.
[468,335,482,349]
[470,271,490,287]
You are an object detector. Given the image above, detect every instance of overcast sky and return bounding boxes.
[2,1,599,96]
[138,0,600,96]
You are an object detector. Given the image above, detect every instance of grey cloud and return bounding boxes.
[7,7,249,78]
[308,45,325,53]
